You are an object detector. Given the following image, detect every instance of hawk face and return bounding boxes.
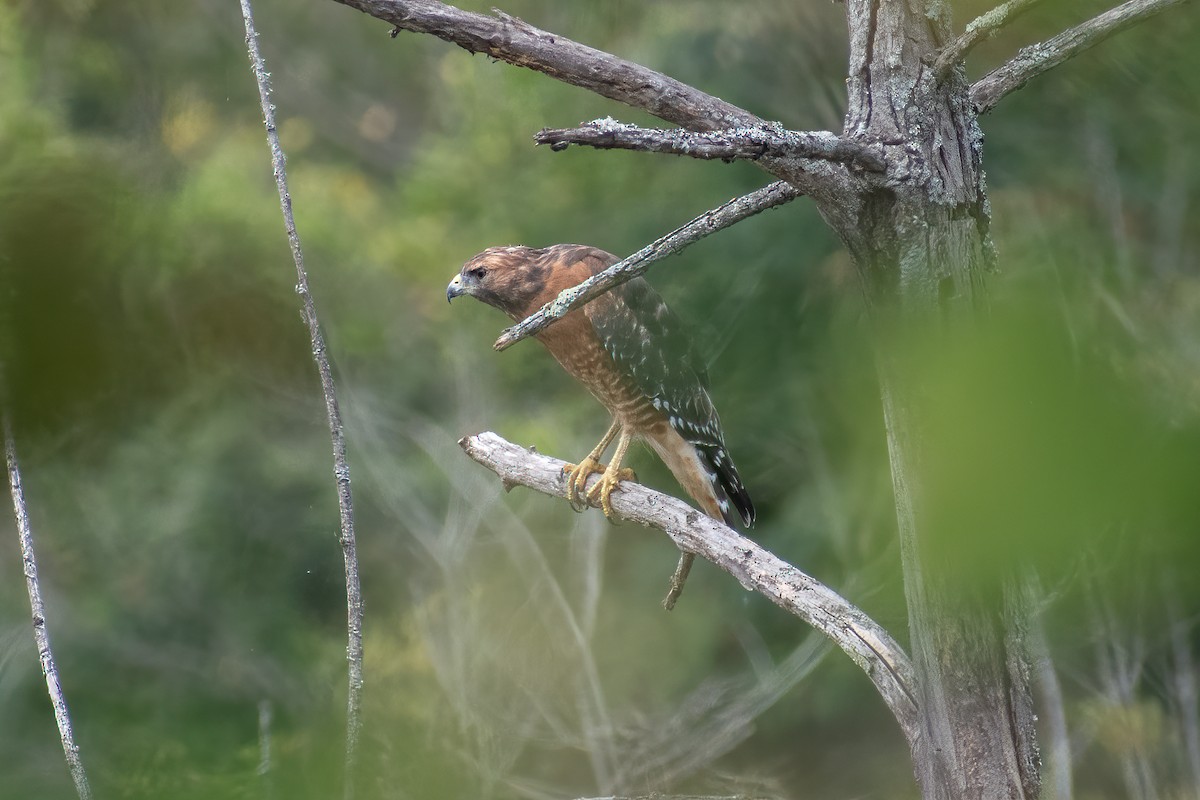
[447,245,554,320]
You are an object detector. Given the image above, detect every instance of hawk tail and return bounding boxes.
[646,432,755,530]
[700,444,755,528]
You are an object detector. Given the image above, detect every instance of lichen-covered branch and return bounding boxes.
[459,431,920,746]
[5,414,93,800]
[933,0,1044,79]
[493,181,801,351]
[970,0,1189,113]
[239,3,364,797]
[535,118,886,172]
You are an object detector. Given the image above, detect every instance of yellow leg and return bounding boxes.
[585,429,637,520]
[564,420,621,512]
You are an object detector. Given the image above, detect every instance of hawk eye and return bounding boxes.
[468,267,486,280]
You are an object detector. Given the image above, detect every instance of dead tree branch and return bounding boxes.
[970,0,1190,113]
[459,431,920,746]
[934,0,1044,79]
[5,414,93,800]
[494,181,801,351]
[335,0,758,131]
[329,0,853,205]
[239,3,364,797]
[535,118,886,172]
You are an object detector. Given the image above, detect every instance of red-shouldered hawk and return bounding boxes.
[447,244,754,608]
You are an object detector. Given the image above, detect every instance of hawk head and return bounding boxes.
[446,245,554,320]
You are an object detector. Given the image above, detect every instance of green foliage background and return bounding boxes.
[0,1,1198,798]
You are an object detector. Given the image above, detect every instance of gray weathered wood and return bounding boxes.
[934,0,1044,79]
[329,0,853,208]
[459,431,920,746]
[970,0,1190,113]
[535,118,886,172]
[334,0,760,131]
[493,181,801,351]
[240,3,364,797]
[6,414,93,800]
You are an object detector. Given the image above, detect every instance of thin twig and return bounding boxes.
[458,431,920,747]
[239,2,365,797]
[493,181,801,351]
[970,0,1189,114]
[257,699,274,788]
[535,118,886,172]
[5,414,93,800]
[933,0,1043,79]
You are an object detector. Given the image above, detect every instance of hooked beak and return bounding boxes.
[446,273,467,303]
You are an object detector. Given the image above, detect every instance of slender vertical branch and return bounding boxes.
[5,413,93,800]
[1164,571,1200,792]
[1027,578,1072,800]
[239,2,364,796]
[257,699,275,799]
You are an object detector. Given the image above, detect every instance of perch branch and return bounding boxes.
[5,414,93,800]
[934,0,1043,79]
[459,431,920,746]
[239,3,364,797]
[536,118,886,172]
[970,0,1190,114]
[494,181,801,351]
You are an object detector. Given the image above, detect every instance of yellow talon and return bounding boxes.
[562,421,636,520]
[585,466,637,520]
[564,456,606,512]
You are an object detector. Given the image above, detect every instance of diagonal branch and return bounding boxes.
[934,0,1044,79]
[970,0,1190,114]
[333,0,760,131]
[5,413,94,800]
[239,3,364,797]
[327,0,854,204]
[493,181,801,351]
[536,118,887,172]
[459,431,920,747]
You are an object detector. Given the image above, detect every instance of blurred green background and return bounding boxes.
[0,1,1198,798]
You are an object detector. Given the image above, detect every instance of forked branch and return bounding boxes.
[536,118,886,172]
[970,0,1190,113]
[493,181,801,351]
[460,431,920,745]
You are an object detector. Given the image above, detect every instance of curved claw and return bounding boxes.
[585,466,637,520]
[564,456,605,512]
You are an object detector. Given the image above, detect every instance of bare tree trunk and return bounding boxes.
[826,3,1040,797]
